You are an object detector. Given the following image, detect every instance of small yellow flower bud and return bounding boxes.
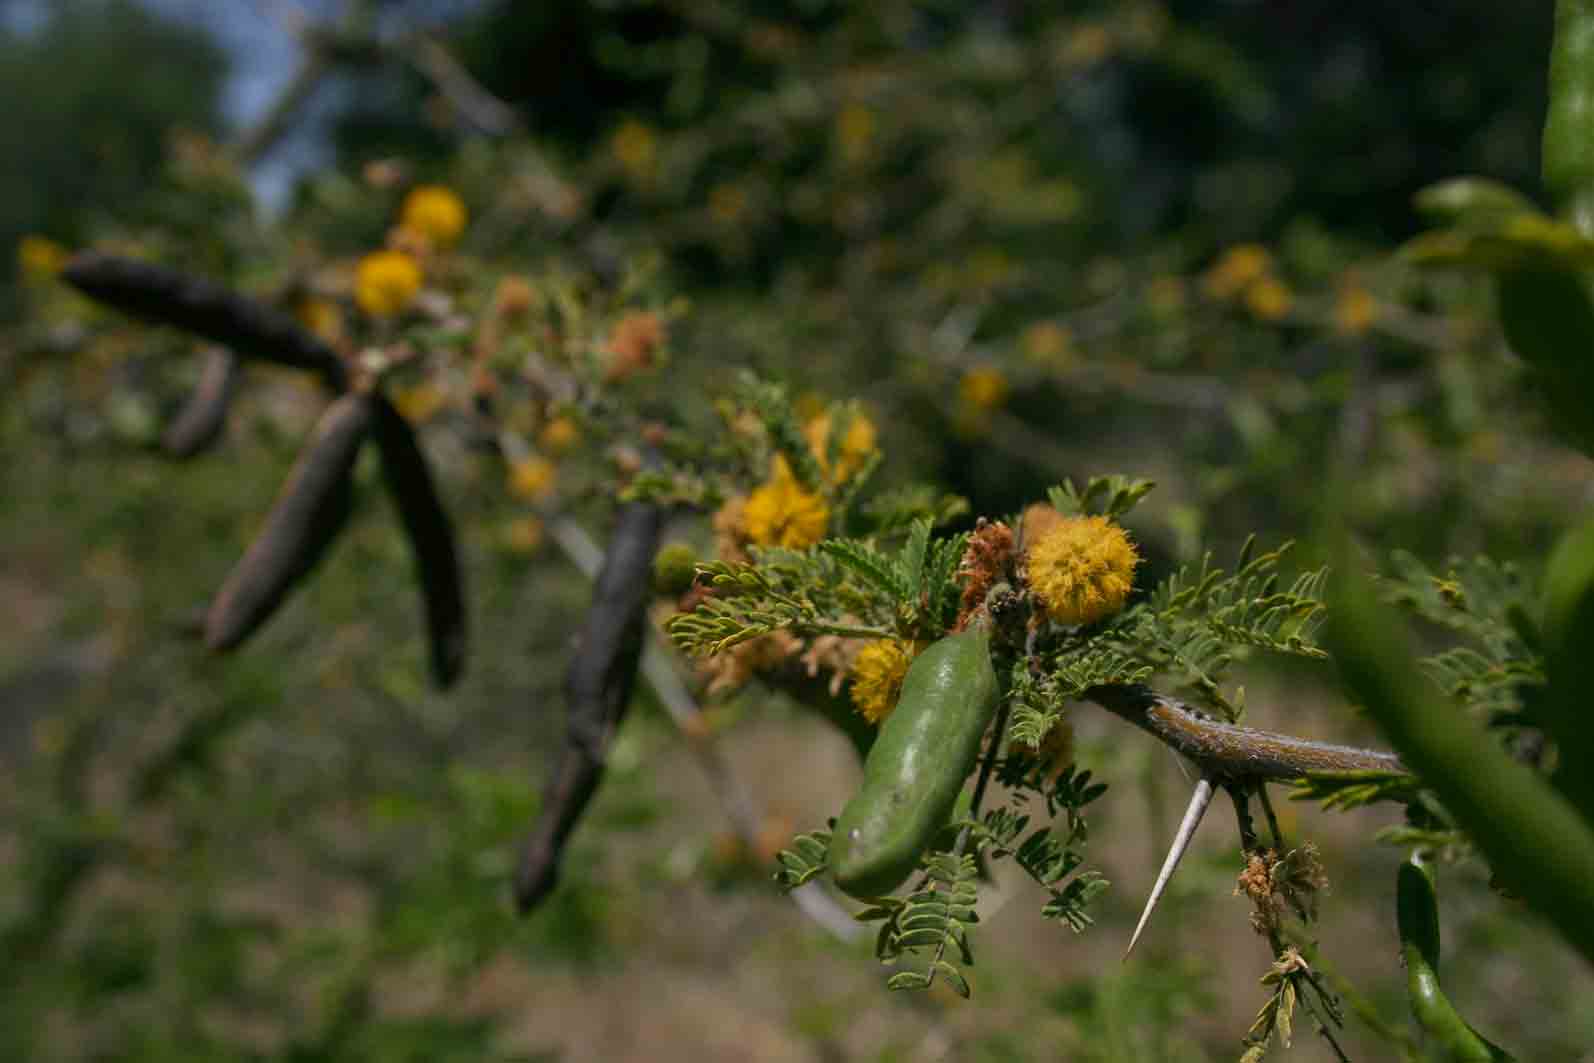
[611,119,658,180]
[1244,276,1292,321]
[1204,244,1270,300]
[17,235,69,280]
[400,185,468,247]
[392,385,446,425]
[960,366,1010,412]
[507,455,557,502]
[502,516,545,555]
[1021,321,1073,365]
[802,409,878,484]
[295,296,344,344]
[354,250,422,318]
[1333,286,1379,335]
[538,416,580,455]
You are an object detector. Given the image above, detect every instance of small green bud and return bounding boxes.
[653,542,698,596]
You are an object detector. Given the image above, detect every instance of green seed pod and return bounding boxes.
[831,624,999,899]
[204,394,372,651]
[372,394,466,689]
[1396,857,1515,1062]
[163,346,240,458]
[1544,0,1594,201]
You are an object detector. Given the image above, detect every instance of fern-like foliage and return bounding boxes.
[979,764,1110,931]
[1288,770,1424,812]
[666,557,850,654]
[819,536,912,603]
[1380,551,1544,728]
[735,370,825,489]
[1067,537,1329,721]
[773,827,831,891]
[1048,475,1156,520]
[669,521,972,654]
[859,851,981,998]
[1382,551,1534,645]
[859,484,970,533]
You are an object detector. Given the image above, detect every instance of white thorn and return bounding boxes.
[1125,774,1217,959]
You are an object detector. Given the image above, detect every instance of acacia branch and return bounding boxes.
[235,51,330,166]
[1086,683,1407,780]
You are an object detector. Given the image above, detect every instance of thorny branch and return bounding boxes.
[1086,683,1407,781]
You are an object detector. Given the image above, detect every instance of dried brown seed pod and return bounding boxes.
[372,394,467,689]
[203,394,374,652]
[62,253,347,390]
[514,501,663,912]
[162,346,241,458]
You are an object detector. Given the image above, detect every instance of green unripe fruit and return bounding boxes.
[1397,857,1515,1061]
[831,625,999,899]
[1544,0,1594,201]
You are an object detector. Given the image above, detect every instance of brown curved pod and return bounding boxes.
[203,394,373,652]
[162,346,241,458]
[371,394,466,689]
[62,253,347,390]
[515,501,663,912]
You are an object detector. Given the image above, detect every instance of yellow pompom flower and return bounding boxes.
[611,119,659,180]
[1026,515,1140,626]
[849,639,916,724]
[400,185,468,247]
[709,181,748,223]
[835,102,877,165]
[354,250,422,318]
[960,366,1010,411]
[1021,321,1073,365]
[539,416,580,455]
[17,235,68,280]
[742,457,830,549]
[507,455,557,502]
[1333,285,1379,335]
[1204,244,1270,299]
[295,296,344,344]
[1244,276,1293,321]
[803,409,878,484]
[502,515,545,554]
[393,384,446,424]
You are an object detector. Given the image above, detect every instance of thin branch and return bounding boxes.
[1256,782,1286,852]
[403,34,520,136]
[1282,927,1421,1060]
[235,52,330,166]
[796,620,899,642]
